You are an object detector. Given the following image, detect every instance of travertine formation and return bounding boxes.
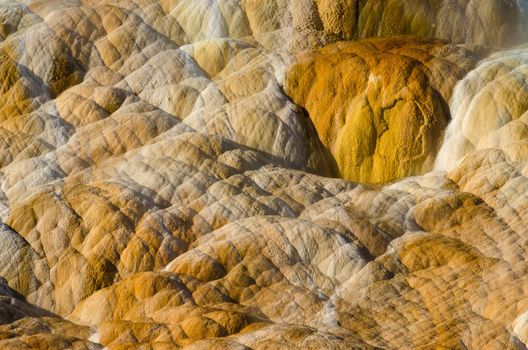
[285,37,487,183]
[0,1,528,349]
[435,47,528,171]
[355,0,528,47]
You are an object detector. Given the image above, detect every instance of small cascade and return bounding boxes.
[434,48,528,171]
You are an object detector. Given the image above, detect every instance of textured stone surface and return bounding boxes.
[355,0,528,47]
[285,37,486,183]
[435,47,528,171]
[0,1,528,349]
[0,281,100,350]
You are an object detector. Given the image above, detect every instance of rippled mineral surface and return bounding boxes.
[1,1,528,349]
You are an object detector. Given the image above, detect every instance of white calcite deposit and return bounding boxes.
[0,1,528,349]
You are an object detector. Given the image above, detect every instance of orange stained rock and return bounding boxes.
[285,37,486,183]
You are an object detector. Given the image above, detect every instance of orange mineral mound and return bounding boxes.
[285,37,487,183]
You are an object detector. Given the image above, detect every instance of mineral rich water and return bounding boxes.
[434,48,528,171]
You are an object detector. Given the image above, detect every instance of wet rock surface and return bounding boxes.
[1,1,528,349]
